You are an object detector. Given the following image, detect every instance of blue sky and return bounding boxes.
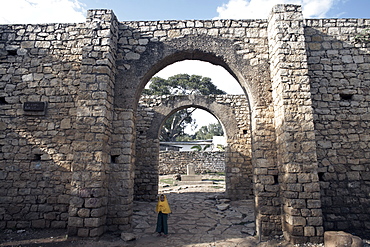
[1,0,369,131]
[1,0,369,24]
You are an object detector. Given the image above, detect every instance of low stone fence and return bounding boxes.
[158,151,225,174]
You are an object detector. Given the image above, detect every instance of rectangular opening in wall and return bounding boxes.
[339,94,353,100]
[111,155,119,163]
[318,172,324,181]
[273,175,279,184]
[34,154,42,161]
[7,49,17,56]
[0,97,7,104]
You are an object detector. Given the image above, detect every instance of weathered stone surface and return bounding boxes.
[324,231,363,247]
[0,4,369,245]
[121,232,136,241]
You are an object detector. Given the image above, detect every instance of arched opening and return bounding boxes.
[132,51,257,241]
[157,106,227,194]
[134,57,252,201]
[133,99,256,240]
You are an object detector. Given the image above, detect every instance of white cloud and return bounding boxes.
[0,0,86,24]
[216,0,336,19]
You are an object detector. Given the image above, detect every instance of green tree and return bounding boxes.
[195,123,224,140]
[143,74,226,96]
[144,74,226,141]
[160,108,196,142]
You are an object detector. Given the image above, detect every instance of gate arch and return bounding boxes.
[0,5,330,244]
[115,35,272,111]
[135,95,252,201]
[116,16,281,240]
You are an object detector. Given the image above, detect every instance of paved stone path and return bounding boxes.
[127,191,265,246]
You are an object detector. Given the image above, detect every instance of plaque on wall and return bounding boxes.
[23,102,47,115]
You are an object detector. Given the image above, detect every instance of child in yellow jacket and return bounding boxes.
[155,194,171,237]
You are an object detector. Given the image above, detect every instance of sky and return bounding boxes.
[1,0,369,133]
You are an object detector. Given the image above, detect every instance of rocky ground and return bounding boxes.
[0,174,368,247]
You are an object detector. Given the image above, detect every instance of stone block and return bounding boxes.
[32,219,46,228]
[181,175,202,182]
[77,208,90,218]
[121,232,136,241]
[68,217,83,227]
[90,226,105,237]
[84,217,103,227]
[77,228,89,237]
[91,208,106,217]
[85,198,102,208]
[324,231,363,247]
[51,221,66,228]
[304,226,315,237]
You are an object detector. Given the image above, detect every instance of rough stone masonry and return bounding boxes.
[0,4,369,244]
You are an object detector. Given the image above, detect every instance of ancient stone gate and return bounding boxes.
[1,4,369,244]
[136,94,252,201]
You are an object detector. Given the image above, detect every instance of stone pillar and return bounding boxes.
[267,4,323,244]
[252,105,282,238]
[187,164,195,175]
[107,109,135,232]
[68,9,118,237]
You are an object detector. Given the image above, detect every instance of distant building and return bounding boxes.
[160,136,226,151]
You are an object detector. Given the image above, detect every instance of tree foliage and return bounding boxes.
[143,74,226,141]
[143,74,226,96]
[160,108,196,142]
[175,122,224,142]
[194,123,224,140]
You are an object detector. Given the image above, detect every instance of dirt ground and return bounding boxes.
[1,174,226,247]
[1,174,369,247]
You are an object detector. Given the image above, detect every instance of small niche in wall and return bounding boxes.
[318,172,325,182]
[7,49,17,56]
[243,129,248,135]
[34,154,42,161]
[273,175,279,185]
[0,97,7,104]
[111,155,119,163]
[339,94,353,101]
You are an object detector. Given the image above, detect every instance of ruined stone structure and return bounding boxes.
[0,4,369,244]
[158,151,225,175]
[136,94,251,201]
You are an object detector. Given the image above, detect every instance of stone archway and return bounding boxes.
[109,5,323,242]
[0,4,330,244]
[135,94,252,201]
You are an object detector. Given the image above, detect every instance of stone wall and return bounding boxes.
[0,21,83,230]
[0,4,369,244]
[305,18,370,237]
[158,151,225,175]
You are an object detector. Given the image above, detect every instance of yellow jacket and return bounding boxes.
[155,194,171,214]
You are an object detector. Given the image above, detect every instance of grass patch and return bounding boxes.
[160,178,174,185]
[211,186,224,189]
[203,172,225,176]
